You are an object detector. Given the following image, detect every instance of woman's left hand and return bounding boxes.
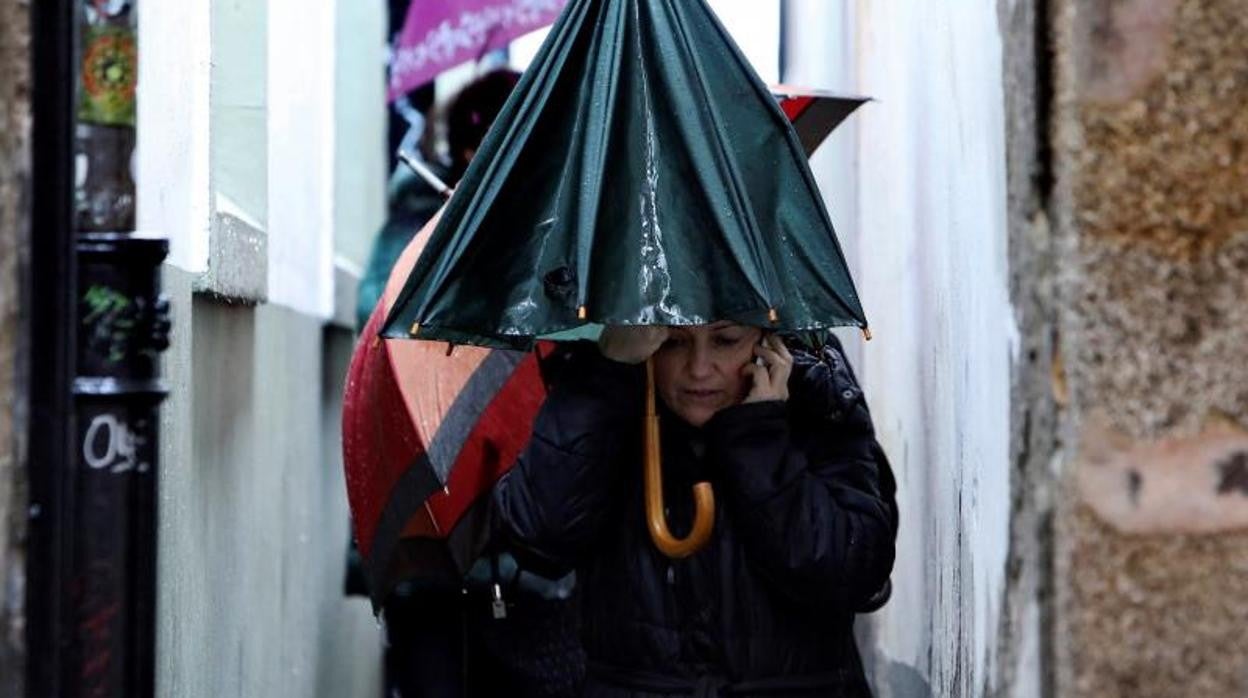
[743,334,793,404]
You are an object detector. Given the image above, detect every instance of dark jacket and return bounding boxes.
[494,340,898,697]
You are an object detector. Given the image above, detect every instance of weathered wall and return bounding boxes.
[852,5,1015,695]
[996,0,1061,696]
[156,270,383,698]
[786,2,1016,695]
[0,0,30,692]
[1052,0,1248,695]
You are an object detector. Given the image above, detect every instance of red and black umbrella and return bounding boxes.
[342,213,553,606]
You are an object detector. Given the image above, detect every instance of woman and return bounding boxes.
[494,323,898,697]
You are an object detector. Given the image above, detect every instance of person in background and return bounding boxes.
[348,69,584,698]
[354,69,521,330]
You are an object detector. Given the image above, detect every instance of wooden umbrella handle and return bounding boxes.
[645,357,715,559]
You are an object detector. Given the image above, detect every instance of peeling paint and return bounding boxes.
[1076,413,1248,533]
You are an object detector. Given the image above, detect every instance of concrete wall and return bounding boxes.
[156,271,381,698]
[147,1,390,695]
[785,2,1016,695]
[1051,0,1248,695]
[0,0,29,692]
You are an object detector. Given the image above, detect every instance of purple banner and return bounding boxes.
[390,0,567,101]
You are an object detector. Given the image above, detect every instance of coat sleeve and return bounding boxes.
[704,386,898,613]
[492,342,643,573]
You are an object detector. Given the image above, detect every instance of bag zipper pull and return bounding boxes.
[491,583,507,620]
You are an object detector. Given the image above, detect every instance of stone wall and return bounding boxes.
[0,0,30,693]
[1052,0,1248,695]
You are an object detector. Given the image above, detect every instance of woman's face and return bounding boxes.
[653,322,763,427]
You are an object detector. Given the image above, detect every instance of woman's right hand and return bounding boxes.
[598,325,669,364]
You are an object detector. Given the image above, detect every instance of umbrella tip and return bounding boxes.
[768,308,779,324]
[862,327,873,341]
[577,305,588,321]
[410,322,421,337]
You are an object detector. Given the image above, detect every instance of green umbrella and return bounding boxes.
[381,0,868,348]
[380,0,870,559]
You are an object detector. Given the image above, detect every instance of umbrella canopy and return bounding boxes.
[382,0,868,347]
[389,0,568,101]
[343,215,551,604]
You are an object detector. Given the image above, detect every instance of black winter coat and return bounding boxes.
[494,341,898,697]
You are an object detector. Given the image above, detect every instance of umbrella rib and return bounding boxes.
[662,0,781,315]
[573,0,628,318]
[723,49,871,329]
[632,0,683,324]
[693,4,869,329]
[396,0,592,329]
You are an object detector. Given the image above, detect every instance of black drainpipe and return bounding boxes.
[28,1,169,696]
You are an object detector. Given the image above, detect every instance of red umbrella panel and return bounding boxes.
[342,213,551,603]
[772,85,870,158]
[343,301,549,600]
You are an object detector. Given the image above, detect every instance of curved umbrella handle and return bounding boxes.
[645,358,715,559]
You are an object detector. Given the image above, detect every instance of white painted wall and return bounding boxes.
[786,1,1015,695]
[706,0,781,84]
[137,0,212,273]
[334,1,389,272]
[509,1,780,83]
[138,0,269,274]
[213,0,269,231]
[268,0,337,319]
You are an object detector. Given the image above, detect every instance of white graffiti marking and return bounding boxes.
[83,413,149,475]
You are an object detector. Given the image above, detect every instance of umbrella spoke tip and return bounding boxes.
[577,305,588,320]
[863,327,873,341]
[768,308,779,324]
[409,322,421,337]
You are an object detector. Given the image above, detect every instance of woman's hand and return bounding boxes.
[598,325,670,364]
[743,334,792,403]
